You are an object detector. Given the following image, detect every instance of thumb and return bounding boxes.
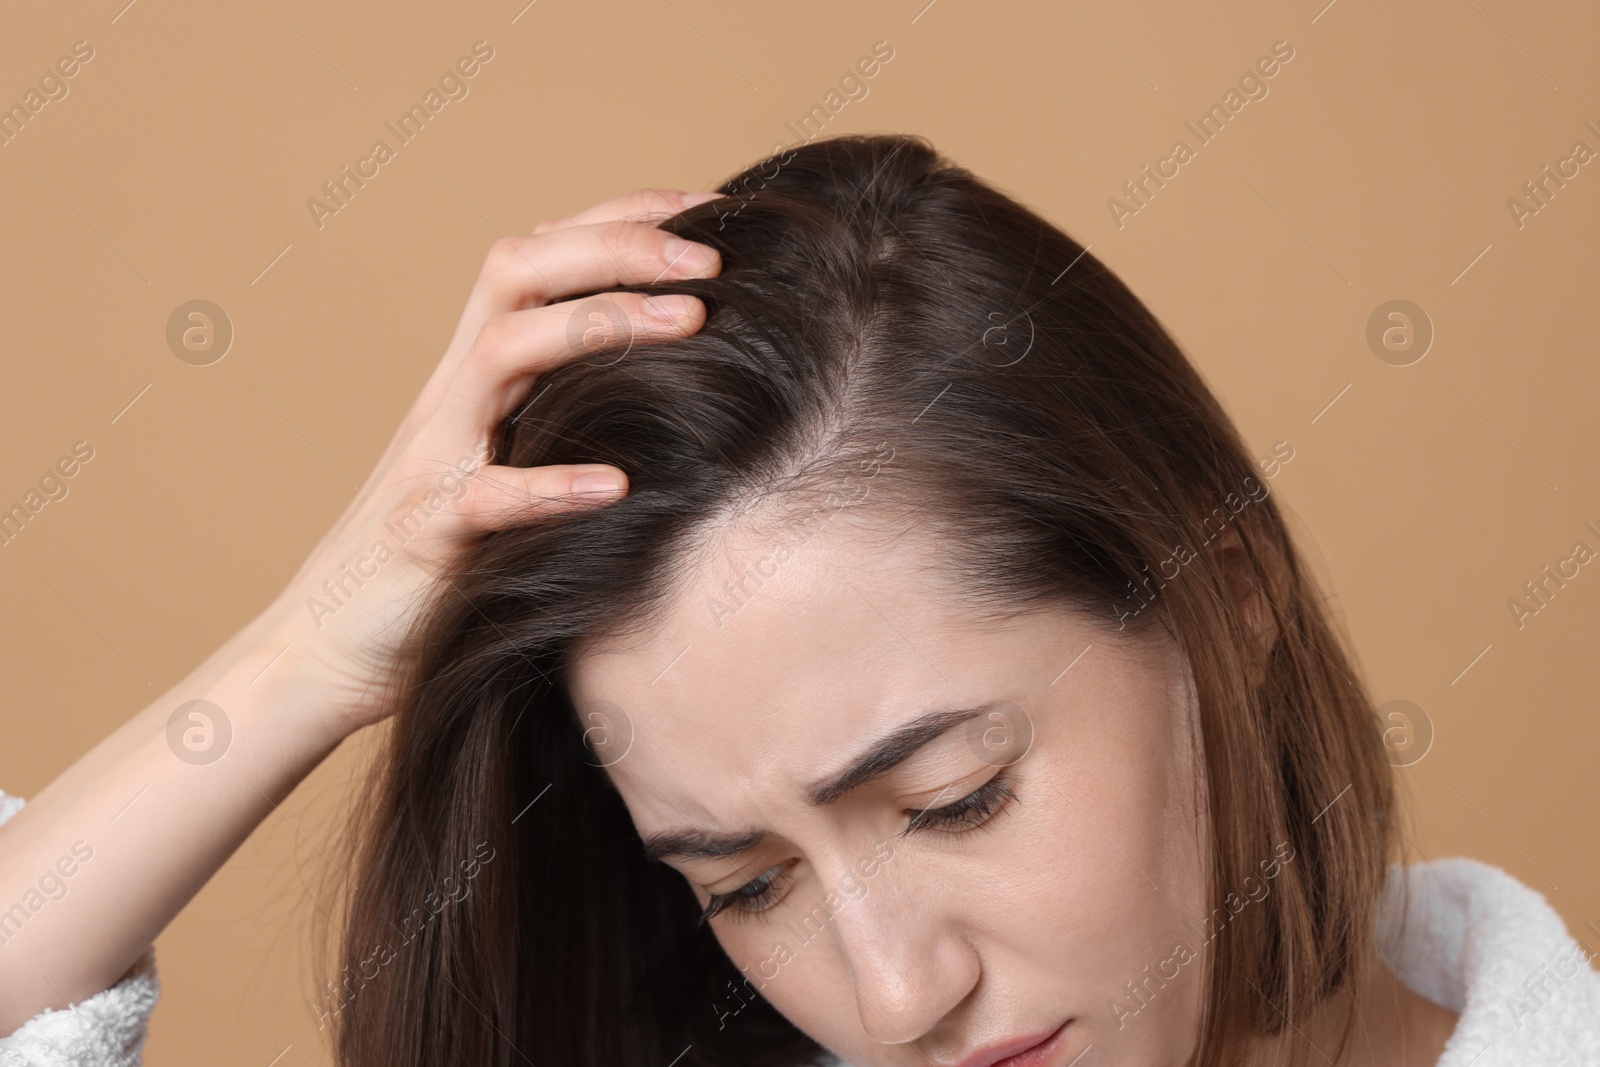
[460,462,628,530]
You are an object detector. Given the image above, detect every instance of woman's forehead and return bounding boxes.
[567,515,1023,710]
[572,551,1164,798]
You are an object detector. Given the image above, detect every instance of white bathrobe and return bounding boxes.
[0,788,1594,1065]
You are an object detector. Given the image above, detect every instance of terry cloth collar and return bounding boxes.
[1378,857,1600,1066]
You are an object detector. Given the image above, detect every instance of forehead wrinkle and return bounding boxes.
[802,705,992,806]
[593,501,1003,870]
[637,773,770,875]
[635,704,996,865]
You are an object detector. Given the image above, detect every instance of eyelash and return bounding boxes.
[696,772,1020,925]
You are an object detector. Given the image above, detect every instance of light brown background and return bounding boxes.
[2,0,1596,1063]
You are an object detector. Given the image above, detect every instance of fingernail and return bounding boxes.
[681,191,724,205]
[572,470,623,497]
[664,238,719,274]
[644,294,696,323]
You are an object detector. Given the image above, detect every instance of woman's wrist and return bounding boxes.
[210,597,383,752]
[209,612,346,750]
[180,615,355,776]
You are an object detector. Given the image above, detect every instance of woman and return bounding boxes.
[0,135,1593,1067]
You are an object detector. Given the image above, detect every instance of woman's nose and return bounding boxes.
[820,858,981,1046]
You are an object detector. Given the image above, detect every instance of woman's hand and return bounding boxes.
[0,188,722,1038]
[259,188,723,740]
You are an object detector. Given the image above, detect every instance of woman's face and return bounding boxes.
[567,513,1213,1067]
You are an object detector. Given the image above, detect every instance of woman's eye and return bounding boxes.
[697,774,1020,924]
[699,863,791,925]
[903,772,1019,837]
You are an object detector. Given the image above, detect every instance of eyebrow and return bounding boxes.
[639,703,994,864]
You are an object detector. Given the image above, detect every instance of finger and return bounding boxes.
[533,188,725,234]
[449,291,705,420]
[459,462,629,531]
[473,220,720,315]
[402,217,720,449]
[413,223,719,423]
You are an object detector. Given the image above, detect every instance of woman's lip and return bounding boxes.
[958,1019,1074,1067]
[993,1020,1073,1067]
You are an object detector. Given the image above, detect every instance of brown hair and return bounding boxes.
[324,133,1396,1067]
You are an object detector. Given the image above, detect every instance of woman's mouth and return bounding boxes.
[957,1017,1076,1067]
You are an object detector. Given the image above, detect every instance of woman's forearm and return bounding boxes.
[0,191,719,1042]
[0,608,348,1036]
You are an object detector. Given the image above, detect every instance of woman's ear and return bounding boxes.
[1212,524,1284,675]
